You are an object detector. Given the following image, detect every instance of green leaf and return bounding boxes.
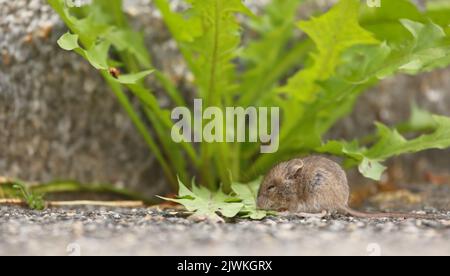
[319,115,450,180]
[359,0,423,44]
[153,0,254,188]
[157,179,244,222]
[157,178,270,220]
[239,0,308,106]
[311,18,450,139]
[12,181,46,211]
[114,70,155,84]
[85,40,111,70]
[253,0,380,174]
[155,0,251,104]
[52,0,152,71]
[281,0,378,101]
[51,0,450,190]
[358,158,387,181]
[57,32,80,50]
[57,33,111,70]
[231,178,267,220]
[366,116,450,160]
[396,20,449,74]
[104,30,152,67]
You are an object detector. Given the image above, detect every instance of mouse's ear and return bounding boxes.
[287,160,304,179]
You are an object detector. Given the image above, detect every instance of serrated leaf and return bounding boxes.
[231,178,267,220]
[319,115,450,180]
[396,20,449,74]
[263,0,381,172]
[366,116,450,160]
[158,179,244,222]
[298,16,450,159]
[401,19,446,50]
[155,0,251,104]
[179,179,196,198]
[282,0,378,101]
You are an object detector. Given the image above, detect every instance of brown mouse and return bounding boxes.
[257,156,446,219]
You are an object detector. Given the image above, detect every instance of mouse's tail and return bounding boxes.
[340,206,444,219]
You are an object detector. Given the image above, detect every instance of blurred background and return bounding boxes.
[1,0,449,203]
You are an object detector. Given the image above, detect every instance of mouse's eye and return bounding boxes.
[267,185,276,192]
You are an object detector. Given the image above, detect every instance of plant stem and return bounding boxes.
[104,73,178,189]
[142,106,190,184]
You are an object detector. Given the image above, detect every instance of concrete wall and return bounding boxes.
[1,0,449,197]
[0,0,170,196]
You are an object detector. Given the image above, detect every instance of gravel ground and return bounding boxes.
[2,0,450,197]
[1,206,450,256]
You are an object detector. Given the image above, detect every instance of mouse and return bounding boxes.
[257,155,447,219]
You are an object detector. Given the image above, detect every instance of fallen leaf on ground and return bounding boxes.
[369,190,423,205]
[231,178,268,220]
[0,177,12,184]
[157,179,244,223]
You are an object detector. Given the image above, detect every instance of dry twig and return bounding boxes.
[0,199,144,208]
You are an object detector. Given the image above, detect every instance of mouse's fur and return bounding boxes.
[257,156,445,219]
